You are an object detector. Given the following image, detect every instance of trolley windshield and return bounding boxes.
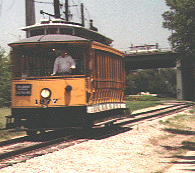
[11,45,86,79]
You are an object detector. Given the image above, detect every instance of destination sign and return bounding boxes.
[15,84,31,96]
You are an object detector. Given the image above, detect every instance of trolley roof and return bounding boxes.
[9,19,113,47]
[8,19,123,56]
[8,34,89,46]
[8,34,123,57]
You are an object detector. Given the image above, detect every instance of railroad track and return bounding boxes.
[118,102,192,127]
[0,130,77,168]
[0,101,193,169]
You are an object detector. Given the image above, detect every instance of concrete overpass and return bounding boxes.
[124,51,195,101]
[124,51,177,72]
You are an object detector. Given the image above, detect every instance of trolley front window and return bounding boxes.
[11,46,86,78]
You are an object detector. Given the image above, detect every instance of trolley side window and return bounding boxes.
[30,29,45,37]
[47,28,58,34]
[94,49,124,89]
[60,28,73,35]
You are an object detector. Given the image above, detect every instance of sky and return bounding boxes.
[0,0,172,54]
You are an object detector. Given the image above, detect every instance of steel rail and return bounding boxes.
[0,134,74,161]
[0,102,193,168]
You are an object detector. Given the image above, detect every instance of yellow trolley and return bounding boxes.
[5,18,127,135]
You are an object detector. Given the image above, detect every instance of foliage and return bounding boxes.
[159,111,195,130]
[0,108,25,140]
[125,68,176,96]
[0,47,11,107]
[162,0,195,56]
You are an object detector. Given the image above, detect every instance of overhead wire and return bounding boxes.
[34,1,53,5]
[85,7,90,20]
[84,6,91,27]
[71,0,80,22]
[72,0,92,27]
[81,2,91,28]
[34,0,91,27]
[4,0,15,12]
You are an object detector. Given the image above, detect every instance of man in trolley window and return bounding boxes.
[51,50,76,76]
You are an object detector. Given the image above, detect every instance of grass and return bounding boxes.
[189,108,195,114]
[151,107,195,172]
[0,107,10,128]
[0,107,25,141]
[160,108,195,165]
[126,101,162,112]
[159,112,195,130]
[124,95,177,101]
[125,95,179,112]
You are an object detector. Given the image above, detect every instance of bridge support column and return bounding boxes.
[176,61,183,100]
[177,58,195,101]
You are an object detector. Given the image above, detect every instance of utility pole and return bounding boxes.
[54,0,60,18]
[81,3,85,27]
[25,0,36,26]
[65,0,69,21]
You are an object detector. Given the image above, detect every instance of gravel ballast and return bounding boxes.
[0,108,193,173]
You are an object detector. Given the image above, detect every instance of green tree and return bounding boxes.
[162,0,195,56]
[125,74,136,95]
[159,68,176,94]
[0,47,11,107]
[125,68,176,96]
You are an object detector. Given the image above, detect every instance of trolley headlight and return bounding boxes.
[41,88,51,98]
[65,85,72,92]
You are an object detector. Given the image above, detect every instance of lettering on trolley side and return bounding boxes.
[15,84,31,96]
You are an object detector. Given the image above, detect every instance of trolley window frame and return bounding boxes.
[10,43,90,79]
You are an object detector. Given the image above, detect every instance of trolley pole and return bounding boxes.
[81,3,85,27]
[25,0,35,27]
[65,0,69,21]
[54,0,60,18]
